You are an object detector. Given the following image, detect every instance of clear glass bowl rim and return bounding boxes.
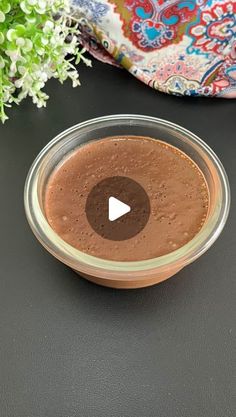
[24,114,230,279]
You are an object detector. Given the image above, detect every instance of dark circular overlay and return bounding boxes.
[85,176,150,241]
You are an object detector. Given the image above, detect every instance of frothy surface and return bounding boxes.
[44,136,209,261]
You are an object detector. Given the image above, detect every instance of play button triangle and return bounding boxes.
[108,196,131,222]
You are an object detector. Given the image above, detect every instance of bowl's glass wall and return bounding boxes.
[25,115,230,281]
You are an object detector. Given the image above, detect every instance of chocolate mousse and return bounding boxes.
[44,136,209,261]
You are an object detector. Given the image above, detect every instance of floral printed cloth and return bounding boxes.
[71,0,236,97]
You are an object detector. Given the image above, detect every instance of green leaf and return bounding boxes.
[6,29,17,42]
[0,0,91,123]
[20,1,32,14]
[0,11,6,23]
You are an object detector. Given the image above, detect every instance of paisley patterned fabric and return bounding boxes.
[72,0,236,97]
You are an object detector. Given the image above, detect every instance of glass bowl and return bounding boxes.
[24,115,230,288]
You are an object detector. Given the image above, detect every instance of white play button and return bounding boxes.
[108,196,131,222]
[86,176,150,240]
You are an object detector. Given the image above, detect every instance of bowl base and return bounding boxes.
[75,267,183,289]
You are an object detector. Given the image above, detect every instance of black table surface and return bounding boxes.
[0,60,235,417]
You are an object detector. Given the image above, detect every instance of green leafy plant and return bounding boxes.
[0,0,90,123]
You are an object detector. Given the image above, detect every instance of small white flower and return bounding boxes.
[43,20,54,35]
[34,81,45,90]
[41,37,49,46]
[41,72,48,82]
[15,79,24,89]
[5,49,21,62]
[50,36,57,46]
[72,78,81,87]
[18,66,27,75]
[38,0,47,8]
[10,62,17,74]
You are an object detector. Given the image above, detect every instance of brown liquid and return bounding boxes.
[44,136,209,261]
